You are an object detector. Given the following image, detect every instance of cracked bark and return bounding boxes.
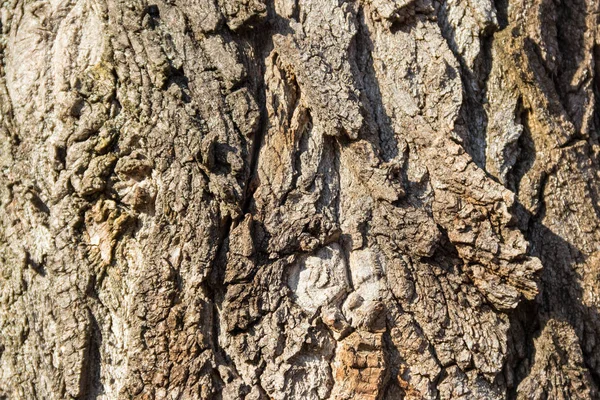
[1,0,600,399]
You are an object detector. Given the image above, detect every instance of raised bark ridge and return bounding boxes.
[0,0,599,399]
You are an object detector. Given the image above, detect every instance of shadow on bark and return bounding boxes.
[81,311,104,400]
[353,8,400,162]
[506,201,600,396]
[435,1,495,170]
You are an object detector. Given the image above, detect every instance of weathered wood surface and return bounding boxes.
[1,0,599,398]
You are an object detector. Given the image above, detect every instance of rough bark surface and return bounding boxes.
[0,0,599,399]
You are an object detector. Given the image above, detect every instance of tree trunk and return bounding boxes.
[1,0,599,398]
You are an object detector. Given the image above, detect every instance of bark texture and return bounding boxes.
[1,0,600,399]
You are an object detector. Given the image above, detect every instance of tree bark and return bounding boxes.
[1,0,599,398]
